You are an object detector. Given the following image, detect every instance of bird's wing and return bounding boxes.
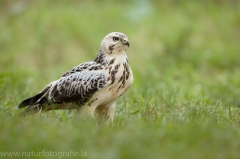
[61,61,103,77]
[47,62,106,106]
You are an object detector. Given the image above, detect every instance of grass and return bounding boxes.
[0,0,240,158]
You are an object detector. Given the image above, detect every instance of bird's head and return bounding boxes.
[101,32,130,55]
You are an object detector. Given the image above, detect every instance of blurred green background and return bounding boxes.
[0,0,240,159]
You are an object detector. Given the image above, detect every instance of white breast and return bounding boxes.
[91,58,133,106]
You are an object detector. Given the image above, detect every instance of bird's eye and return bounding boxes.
[113,37,119,41]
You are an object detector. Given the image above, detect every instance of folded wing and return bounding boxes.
[18,62,107,109]
[48,69,106,106]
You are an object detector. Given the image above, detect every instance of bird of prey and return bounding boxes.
[18,32,133,124]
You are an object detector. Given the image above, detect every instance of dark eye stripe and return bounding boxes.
[113,37,119,41]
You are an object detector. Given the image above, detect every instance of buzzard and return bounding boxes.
[18,32,134,124]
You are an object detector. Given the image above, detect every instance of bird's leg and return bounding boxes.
[95,102,116,125]
[77,105,96,121]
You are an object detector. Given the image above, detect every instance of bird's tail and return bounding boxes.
[19,103,47,116]
[18,93,45,108]
[18,92,47,116]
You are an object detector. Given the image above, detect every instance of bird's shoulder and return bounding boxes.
[61,61,105,77]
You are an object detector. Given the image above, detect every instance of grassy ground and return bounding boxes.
[0,0,240,158]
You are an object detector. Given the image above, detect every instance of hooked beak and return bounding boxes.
[123,38,130,47]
